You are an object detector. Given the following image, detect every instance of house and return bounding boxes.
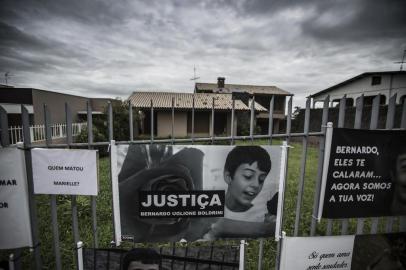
[127,91,267,138]
[0,86,115,126]
[310,71,406,107]
[195,77,292,134]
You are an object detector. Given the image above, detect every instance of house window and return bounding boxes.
[371,76,381,85]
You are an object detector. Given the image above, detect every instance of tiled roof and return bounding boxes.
[128,91,267,111]
[195,83,292,96]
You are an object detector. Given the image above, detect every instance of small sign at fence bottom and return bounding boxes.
[280,232,406,270]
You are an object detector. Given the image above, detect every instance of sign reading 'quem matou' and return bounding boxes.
[32,148,98,195]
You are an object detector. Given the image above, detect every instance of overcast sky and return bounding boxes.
[1,0,405,107]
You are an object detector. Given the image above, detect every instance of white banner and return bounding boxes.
[0,147,33,249]
[280,235,354,270]
[32,149,98,195]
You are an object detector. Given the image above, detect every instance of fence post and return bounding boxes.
[354,95,365,234]
[21,105,42,269]
[171,97,175,143]
[191,95,195,143]
[77,241,84,270]
[310,95,330,236]
[294,97,310,236]
[385,94,397,233]
[239,240,245,270]
[211,97,215,144]
[268,96,274,145]
[338,95,348,235]
[108,101,113,141]
[129,100,134,141]
[87,101,98,248]
[250,96,255,141]
[43,104,63,270]
[0,106,10,146]
[65,103,80,268]
[369,95,381,234]
[150,100,154,143]
[9,254,15,270]
[400,100,406,231]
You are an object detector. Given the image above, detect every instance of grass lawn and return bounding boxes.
[1,139,325,269]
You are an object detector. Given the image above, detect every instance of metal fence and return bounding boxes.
[0,93,405,270]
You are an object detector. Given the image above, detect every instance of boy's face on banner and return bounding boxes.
[225,161,267,211]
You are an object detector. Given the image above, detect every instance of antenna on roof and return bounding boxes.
[190,65,200,81]
[4,71,12,85]
[394,50,406,71]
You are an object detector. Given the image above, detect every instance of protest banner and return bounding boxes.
[280,232,406,270]
[0,147,33,249]
[318,128,406,219]
[32,148,98,195]
[111,144,285,243]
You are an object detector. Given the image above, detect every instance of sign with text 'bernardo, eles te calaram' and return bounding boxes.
[32,148,98,195]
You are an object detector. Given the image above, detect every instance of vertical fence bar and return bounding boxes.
[211,97,215,144]
[257,238,264,270]
[370,95,381,234]
[0,106,10,146]
[250,96,255,141]
[87,102,98,248]
[310,96,330,236]
[65,103,80,268]
[9,254,15,270]
[21,106,42,269]
[286,97,292,144]
[171,97,175,143]
[294,97,311,236]
[354,95,365,234]
[385,94,397,233]
[107,102,117,246]
[400,100,406,231]
[150,100,154,143]
[239,240,245,270]
[268,96,274,145]
[338,95,349,235]
[231,99,235,145]
[108,101,113,141]
[192,96,195,143]
[43,104,62,270]
[129,101,134,141]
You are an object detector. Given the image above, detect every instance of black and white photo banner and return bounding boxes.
[280,233,406,270]
[111,143,286,244]
[318,127,406,219]
[0,147,33,249]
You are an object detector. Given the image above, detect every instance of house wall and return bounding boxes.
[187,111,211,137]
[313,74,406,107]
[157,111,188,137]
[32,90,89,124]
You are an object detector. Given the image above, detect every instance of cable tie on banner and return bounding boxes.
[29,242,41,252]
[107,144,111,153]
[311,214,320,221]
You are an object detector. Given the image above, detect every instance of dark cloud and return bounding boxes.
[0,0,135,26]
[0,0,405,107]
[301,0,406,42]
